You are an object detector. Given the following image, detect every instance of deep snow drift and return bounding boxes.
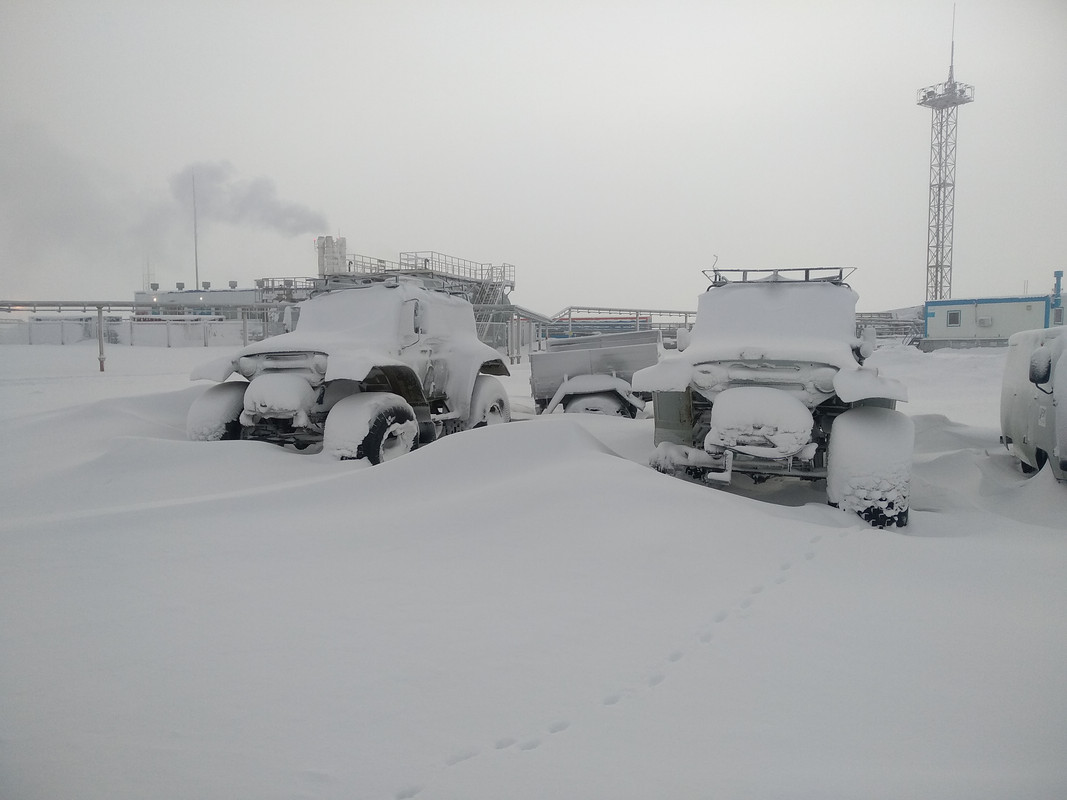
[1,343,1065,800]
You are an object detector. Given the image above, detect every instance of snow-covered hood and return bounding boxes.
[632,280,907,404]
[633,337,861,391]
[189,334,411,384]
[244,333,411,378]
[632,348,907,404]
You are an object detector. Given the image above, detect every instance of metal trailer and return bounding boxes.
[529,329,661,417]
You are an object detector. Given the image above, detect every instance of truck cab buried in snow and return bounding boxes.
[186,276,511,463]
[632,268,913,528]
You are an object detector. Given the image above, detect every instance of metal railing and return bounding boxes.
[548,306,696,336]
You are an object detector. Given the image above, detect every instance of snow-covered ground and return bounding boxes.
[1,343,1064,800]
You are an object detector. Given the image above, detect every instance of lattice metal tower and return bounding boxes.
[917,21,974,301]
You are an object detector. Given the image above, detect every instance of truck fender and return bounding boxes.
[190,355,237,383]
[375,365,435,445]
[545,374,646,415]
[631,358,694,393]
[479,358,510,377]
[833,365,908,404]
[325,351,408,383]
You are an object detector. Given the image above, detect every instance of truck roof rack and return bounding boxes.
[703,267,856,287]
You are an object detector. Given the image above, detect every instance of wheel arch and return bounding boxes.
[366,365,435,445]
[478,358,510,377]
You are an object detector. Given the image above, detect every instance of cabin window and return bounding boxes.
[946,310,961,327]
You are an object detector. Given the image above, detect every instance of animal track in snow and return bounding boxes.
[445,748,479,766]
[415,532,837,800]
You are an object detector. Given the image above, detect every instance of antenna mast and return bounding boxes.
[192,172,200,292]
[916,4,974,301]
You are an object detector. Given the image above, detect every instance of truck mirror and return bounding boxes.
[400,299,421,349]
[1029,347,1053,385]
[858,326,877,359]
[676,328,691,352]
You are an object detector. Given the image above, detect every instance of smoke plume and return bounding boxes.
[170,162,328,236]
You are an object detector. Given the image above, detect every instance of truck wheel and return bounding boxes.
[826,406,914,529]
[187,382,246,441]
[564,392,628,416]
[466,375,511,429]
[323,393,418,464]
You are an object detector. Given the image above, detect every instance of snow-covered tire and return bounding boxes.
[186,381,247,441]
[466,375,511,429]
[827,406,914,529]
[563,392,628,416]
[323,392,418,464]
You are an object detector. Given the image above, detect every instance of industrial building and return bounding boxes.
[921,271,1064,351]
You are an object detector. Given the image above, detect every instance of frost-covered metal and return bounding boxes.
[187,276,510,458]
[635,268,913,527]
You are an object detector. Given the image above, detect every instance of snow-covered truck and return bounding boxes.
[632,268,913,527]
[1000,326,1067,481]
[186,275,511,463]
[529,329,660,417]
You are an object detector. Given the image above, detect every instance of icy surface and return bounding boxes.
[1,344,1066,799]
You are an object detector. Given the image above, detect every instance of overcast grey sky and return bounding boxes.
[1,0,1064,314]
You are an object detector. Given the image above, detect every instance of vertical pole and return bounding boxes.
[96,306,106,371]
